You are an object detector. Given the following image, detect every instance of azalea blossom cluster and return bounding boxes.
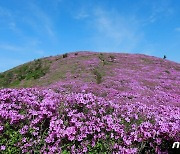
[0,88,179,153]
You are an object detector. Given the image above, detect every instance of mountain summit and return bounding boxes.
[0,51,179,88]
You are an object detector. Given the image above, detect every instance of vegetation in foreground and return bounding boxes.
[0,88,179,153]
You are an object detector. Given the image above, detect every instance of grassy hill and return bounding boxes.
[0,51,180,89]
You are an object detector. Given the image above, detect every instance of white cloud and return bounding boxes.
[8,22,24,35]
[175,27,180,32]
[0,43,45,72]
[26,2,57,40]
[55,0,63,6]
[75,9,89,19]
[0,43,45,55]
[0,7,17,32]
[144,0,173,24]
[0,44,22,52]
[0,57,25,73]
[0,6,12,17]
[89,7,143,52]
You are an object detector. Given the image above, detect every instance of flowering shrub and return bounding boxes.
[0,52,180,153]
[0,88,179,153]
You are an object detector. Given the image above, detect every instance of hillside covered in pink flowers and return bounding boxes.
[0,52,179,153]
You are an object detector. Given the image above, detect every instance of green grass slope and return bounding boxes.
[0,51,179,88]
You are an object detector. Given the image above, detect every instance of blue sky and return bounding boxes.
[0,0,180,72]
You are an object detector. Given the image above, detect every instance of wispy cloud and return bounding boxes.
[175,27,180,32]
[89,7,143,52]
[0,2,58,57]
[0,6,16,32]
[53,0,63,8]
[145,0,173,24]
[0,42,45,72]
[23,2,57,41]
[75,9,89,20]
[0,7,28,40]
[0,43,45,55]
[0,44,24,52]
[0,6,12,17]
[0,3,56,39]
[8,22,24,35]
[0,57,25,73]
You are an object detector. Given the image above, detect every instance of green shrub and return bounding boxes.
[165,70,170,74]
[98,53,105,62]
[63,53,68,58]
[0,73,5,78]
[0,59,50,87]
[109,55,115,62]
[0,122,22,153]
[88,140,111,153]
[99,54,109,66]
[4,72,13,85]
[93,69,102,84]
